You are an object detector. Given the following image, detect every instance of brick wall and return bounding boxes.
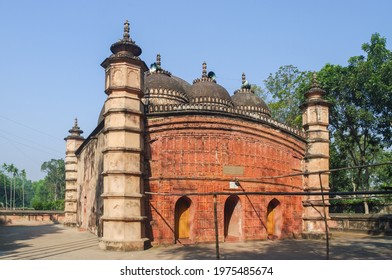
[145,114,306,245]
[0,210,64,225]
[76,132,105,235]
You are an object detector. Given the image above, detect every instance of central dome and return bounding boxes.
[188,62,233,107]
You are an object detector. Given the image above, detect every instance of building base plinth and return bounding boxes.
[301,232,331,240]
[99,238,150,251]
[63,222,77,227]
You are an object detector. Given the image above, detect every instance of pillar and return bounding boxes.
[300,73,331,238]
[98,21,149,251]
[64,118,84,227]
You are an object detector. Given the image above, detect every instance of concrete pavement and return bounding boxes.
[0,224,391,260]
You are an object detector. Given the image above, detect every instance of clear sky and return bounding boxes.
[0,0,391,181]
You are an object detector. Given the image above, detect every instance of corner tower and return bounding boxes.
[301,73,331,238]
[99,21,149,251]
[64,119,84,227]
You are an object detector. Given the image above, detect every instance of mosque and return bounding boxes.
[64,21,330,251]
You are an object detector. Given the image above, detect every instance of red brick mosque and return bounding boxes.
[64,21,330,251]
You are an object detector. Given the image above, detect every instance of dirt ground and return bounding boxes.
[0,223,391,260]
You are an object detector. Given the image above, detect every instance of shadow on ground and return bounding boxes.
[0,224,64,254]
[0,224,97,260]
[1,224,391,260]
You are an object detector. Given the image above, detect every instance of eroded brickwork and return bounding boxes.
[76,132,105,235]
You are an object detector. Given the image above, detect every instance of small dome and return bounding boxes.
[188,62,233,107]
[110,20,142,57]
[144,54,189,105]
[172,75,192,94]
[98,105,105,125]
[231,73,271,117]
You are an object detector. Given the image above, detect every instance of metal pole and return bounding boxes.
[213,194,220,260]
[319,172,330,260]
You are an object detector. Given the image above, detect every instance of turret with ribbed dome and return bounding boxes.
[188,62,233,108]
[144,54,190,105]
[109,20,142,57]
[301,72,331,238]
[99,20,149,251]
[64,118,84,227]
[231,73,271,117]
[101,20,147,70]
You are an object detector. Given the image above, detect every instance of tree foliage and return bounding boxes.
[1,159,65,210]
[41,159,65,201]
[1,163,33,209]
[318,33,392,199]
[259,34,392,213]
[263,65,311,128]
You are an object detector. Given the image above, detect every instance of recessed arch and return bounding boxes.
[224,195,242,240]
[267,198,282,238]
[175,196,192,240]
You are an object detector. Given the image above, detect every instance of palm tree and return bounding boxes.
[5,164,14,210]
[6,164,18,210]
[20,169,26,209]
[2,164,8,210]
[12,166,19,209]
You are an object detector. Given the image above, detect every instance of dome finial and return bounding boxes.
[202,62,207,77]
[312,72,320,88]
[304,71,326,98]
[241,72,250,90]
[123,20,130,41]
[156,53,161,67]
[73,118,79,129]
[66,117,84,139]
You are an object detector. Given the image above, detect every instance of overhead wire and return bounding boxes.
[0,133,62,159]
[0,114,63,141]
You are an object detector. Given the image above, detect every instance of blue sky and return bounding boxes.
[0,0,391,181]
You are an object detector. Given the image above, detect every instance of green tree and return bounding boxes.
[318,33,392,212]
[264,65,310,128]
[41,159,65,201]
[1,164,9,209]
[1,163,33,209]
[31,179,50,209]
[4,163,18,210]
[20,169,26,209]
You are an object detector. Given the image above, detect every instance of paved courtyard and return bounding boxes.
[0,223,391,260]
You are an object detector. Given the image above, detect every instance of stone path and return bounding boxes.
[0,224,391,260]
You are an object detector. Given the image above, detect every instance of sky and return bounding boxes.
[0,0,391,181]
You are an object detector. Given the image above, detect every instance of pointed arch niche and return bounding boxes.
[266,198,282,238]
[224,195,242,241]
[174,196,192,241]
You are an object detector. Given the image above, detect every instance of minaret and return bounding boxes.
[301,73,331,238]
[64,118,84,227]
[99,21,149,251]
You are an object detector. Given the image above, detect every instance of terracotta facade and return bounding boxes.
[64,22,330,251]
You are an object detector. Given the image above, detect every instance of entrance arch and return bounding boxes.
[224,195,242,240]
[175,196,191,240]
[266,198,281,238]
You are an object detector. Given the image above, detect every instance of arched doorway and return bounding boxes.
[175,197,191,240]
[267,198,281,238]
[224,195,242,240]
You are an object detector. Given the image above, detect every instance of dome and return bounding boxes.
[109,20,142,57]
[144,54,189,105]
[98,105,105,125]
[188,62,233,107]
[172,75,192,94]
[231,73,271,117]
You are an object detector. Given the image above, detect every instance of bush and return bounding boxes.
[31,200,44,210]
[32,200,64,211]
[330,198,385,213]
